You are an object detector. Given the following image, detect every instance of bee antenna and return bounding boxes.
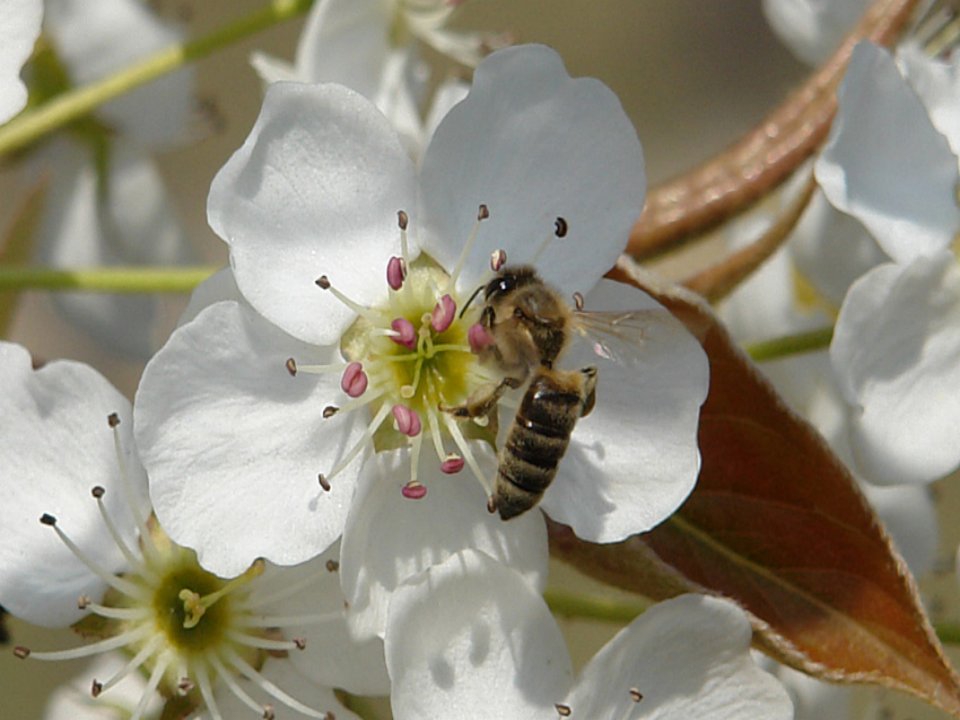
[459,283,486,319]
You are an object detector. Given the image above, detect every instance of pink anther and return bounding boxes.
[468,323,495,353]
[386,256,407,290]
[390,317,416,349]
[440,455,465,474]
[401,481,427,500]
[340,362,368,398]
[431,294,456,333]
[392,404,422,437]
[490,249,507,272]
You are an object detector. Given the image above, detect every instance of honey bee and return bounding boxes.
[447,264,672,520]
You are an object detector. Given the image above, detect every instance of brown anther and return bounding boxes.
[39,513,57,526]
[262,705,276,720]
[91,679,103,697]
[555,704,572,717]
[629,688,643,703]
[397,209,409,230]
[322,405,339,419]
[77,595,91,610]
[318,474,331,492]
[315,275,331,290]
[325,559,340,572]
[91,486,105,499]
[285,358,298,376]
[293,637,307,650]
[486,495,498,514]
[324,712,337,720]
[13,646,30,659]
[572,291,584,311]
[107,413,121,428]
[477,203,490,220]
[178,677,195,694]
[554,217,568,237]
[490,248,507,272]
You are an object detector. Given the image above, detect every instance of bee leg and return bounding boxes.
[579,366,598,417]
[441,375,524,419]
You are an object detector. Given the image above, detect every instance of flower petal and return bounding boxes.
[134,301,367,577]
[208,82,417,346]
[340,447,548,639]
[564,595,793,719]
[896,41,960,156]
[0,342,148,627]
[815,42,960,263]
[419,44,645,295]
[0,0,42,123]
[761,0,867,66]
[385,550,572,720]
[44,0,193,147]
[830,251,960,485]
[540,280,709,542]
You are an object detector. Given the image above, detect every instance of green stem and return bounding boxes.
[934,623,960,646]
[0,0,314,157]
[744,326,834,362]
[543,588,650,624]
[0,266,218,293]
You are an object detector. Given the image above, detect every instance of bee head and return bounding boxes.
[484,265,539,301]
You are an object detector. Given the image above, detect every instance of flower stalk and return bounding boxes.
[0,266,218,293]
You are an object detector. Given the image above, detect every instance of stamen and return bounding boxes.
[225,630,304,652]
[315,275,381,323]
[39,514,149,601]
[194,659,226,720]
[322,403,392,485]
[556,704,572,717]
[97,634,164,694]
[387,256,407,290]
[286,360,348,375]
[131,655,169,720]
[401,433,426,499]
[424,402,450,464]
[286,358,298,376]
[490,248,507,272]
[82,602,150,621]
[392,405,422,437]
[22,624,152,661]
[390,317,417,349]
[431,294,457,333]
[322,405,339,419]
[402,482,427,499]
[340,362,369,398]
[440,455,465,474]
[92,486,158,584]
[554,216,569,238]
[468,323,494,353]
[234,611,343,629]
[208,652,263,718]
[107,414,160,566]
[239,568,326,611]
[440,413,494,496]
[326,559,339,572]
[448,203,490,289]
[223,645,332,719]
[529,215,570,265]
[572,291,585,311]
[629,688,643,703]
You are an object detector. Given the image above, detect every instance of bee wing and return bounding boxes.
[571,309,691,369]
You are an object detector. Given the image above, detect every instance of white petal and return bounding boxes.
[177,267,242,326]
[896,42,960,156]
[134,301,367,577]
[0,342,148,627]
[340,447,549,639]
[44,653,162,720]
[257,548,390,695]
[757,657,852,720]
[36,138,190,358]
[830,251,960,485]
[815,42,960,263]
[565,595,793,719]
[419,44,645,295]
[540,280,709,542]
[249,51,299,84]
[860,483,937,577]
[44,0,193,147]
[385,550,572,720]
[0,0,42,123]
[761,0,867,66]
[208,82,417,346]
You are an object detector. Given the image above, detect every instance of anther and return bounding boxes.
[178,678,195,694]
[322,405,339,419]
[13,646,29,659]
[440,455,465,474]
[293,637,306,650]
[91,485,105,499]
[401,481,428,500]
[629,688,643,703]
[477,204,490,221]
[325,559,340,572]
[387,256,407,290]
[490,248,507,272]
[392,405,422,437]
[78,595,91,610]
[572,291,584,311]
[486,496,497,514]
[325,712,337,720]
[285,358,298,376]
[397,209,409,230]
[39,513,57,526]
[315,275,331,290]
[554,217,568,237]
[318,474,331,492]
[91,679,103,697]
[390,317,416,349]
[431,294,457,333]
[555,704,572,717]
[263,705,276,720]
[468,323,494,353]
[340,362,368,398]
[107,413,121,428]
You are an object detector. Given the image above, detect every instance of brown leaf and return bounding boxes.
[549,258,960,717]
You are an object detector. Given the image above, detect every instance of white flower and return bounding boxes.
[0,340,386,719]
[385,550,794,720]
[28,0,195,358]
[134,44,709,638]
[0,0,42,123]
[761,0,868,66]
[815,40,960,486]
